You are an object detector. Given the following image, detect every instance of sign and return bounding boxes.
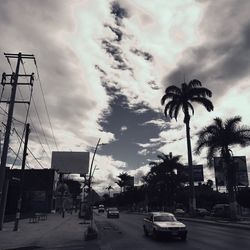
[179,165,204,182]
[51,151,89,174]
[214,156,249,187]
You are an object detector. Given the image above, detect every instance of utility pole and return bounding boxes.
[13,123,30,231]
[0,52,34,230]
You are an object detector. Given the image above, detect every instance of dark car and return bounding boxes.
[196,208,210,217]
[107,207,119,218]
[211,204,230,218]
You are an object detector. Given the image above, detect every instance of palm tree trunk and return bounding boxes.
[184,118,196,215]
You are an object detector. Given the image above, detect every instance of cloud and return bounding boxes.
[130,48,153,62]
[128,165,150,185]
[91,154,127,192]
[110,1,130,26]
[164,0,250,100]
[138,149,149,156]
[141,119,167,128]
[120,125,127,132]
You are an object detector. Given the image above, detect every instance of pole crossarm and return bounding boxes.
[4,53,35,59]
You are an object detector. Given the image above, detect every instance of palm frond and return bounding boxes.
[188,79,202,88]
[190,87,212,98]
[190,97,214,111]
[187,102,194,115]
[164,85,181,95]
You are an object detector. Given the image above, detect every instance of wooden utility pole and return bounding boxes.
[0,52,34,230]
[13,123,30,231]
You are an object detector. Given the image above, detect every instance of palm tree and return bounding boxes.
[116,172,132,192]
[195,116,250,219]
[144,153,185,210]
[161,79,213,214]
[106,185,114,197]
[115,179,124,193]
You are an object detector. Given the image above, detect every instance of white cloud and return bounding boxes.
[120,125,128,132]
[138,149,149,156]
[141,119,167,128]
[128,164,150,185]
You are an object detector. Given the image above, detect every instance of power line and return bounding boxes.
[34,59,58,151]
[13,127,45,169]
[20,61,52,156]
[8,145,31,169]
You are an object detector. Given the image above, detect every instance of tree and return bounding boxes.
[106,185,114,197]
[63,179,81,198]
[115,180,123,193]
[144,153,185,210]
[161,79,213,214]
[116,172,132,192]
[195,116,250,219]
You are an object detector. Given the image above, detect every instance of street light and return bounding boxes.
[85,138,105,239]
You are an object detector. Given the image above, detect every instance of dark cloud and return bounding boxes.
[104,24,123,42]
[164,0,250,99]
[98,93,166,169]
[110,1,129,26]
[130,48,153,62]
[101,39,133,72]
[147,80,159,90]
[95,65,107,75]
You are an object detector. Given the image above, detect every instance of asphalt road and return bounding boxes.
[94,211,250,250]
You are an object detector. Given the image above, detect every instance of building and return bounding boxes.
[5,169,57,218]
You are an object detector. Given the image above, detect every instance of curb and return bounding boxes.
[126,211,250,231]
[178,217,250,231]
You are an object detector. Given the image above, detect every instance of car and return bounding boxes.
[196,208,210,217]
[211,204,230,218]
[107,207,119,218]
[174,208,186,216]
[143,212,187,241]
[98,204,105,213]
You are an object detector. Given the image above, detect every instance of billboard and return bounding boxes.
[214,156,249,187]
[51,151,89,174]
[180,165,204,183]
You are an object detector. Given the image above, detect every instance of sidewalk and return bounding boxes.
[0,212,99,250]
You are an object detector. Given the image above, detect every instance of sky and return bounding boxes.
[0,0,250,194]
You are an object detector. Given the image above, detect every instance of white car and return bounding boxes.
[143,212,187,240]
[107,207,120,218]
[98,204,105,213]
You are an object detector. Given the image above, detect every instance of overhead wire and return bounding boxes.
[34,59,58,151]
[21,61,52,158]
[3,55,52,171]
[8,145,31,169]
[13,127,45,169]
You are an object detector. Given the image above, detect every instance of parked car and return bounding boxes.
[196,208,210,217]
[98,204,105,213]
[211,204,230,218]
[143,212,187,240]
[107,207,120,218]
[174,208,186,216]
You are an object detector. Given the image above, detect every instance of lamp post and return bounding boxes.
[85,138,105,240]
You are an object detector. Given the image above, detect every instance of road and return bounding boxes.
[94,211,250,250]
